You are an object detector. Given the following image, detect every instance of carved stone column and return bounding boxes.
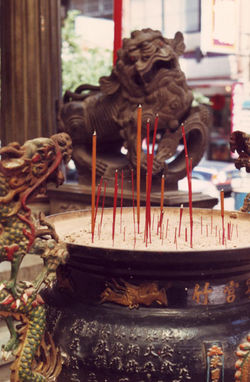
[0,0,62,145]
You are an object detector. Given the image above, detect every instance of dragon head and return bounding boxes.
[0,133,72,209]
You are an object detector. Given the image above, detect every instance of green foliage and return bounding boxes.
[192,90,212,107]
[61,10,112,94]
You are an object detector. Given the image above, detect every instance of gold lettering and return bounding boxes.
[192,282,213,305]
[224,280,239,303]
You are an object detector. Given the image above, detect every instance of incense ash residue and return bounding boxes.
[57,208,249,252]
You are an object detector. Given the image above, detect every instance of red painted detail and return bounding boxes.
[17,213,36,251]
[31,293,45,307]
[2,294,14,305]
[113,0,123,65]
[11,301,17,309]
[21,295,28,305]
[31,153,41,163]
[4,244,19,261]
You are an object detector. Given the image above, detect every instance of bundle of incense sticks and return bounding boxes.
[90,111,226,249]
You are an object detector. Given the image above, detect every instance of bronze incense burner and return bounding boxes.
[44,206,250,382]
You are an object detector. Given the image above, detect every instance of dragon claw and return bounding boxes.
[1,349,11,361]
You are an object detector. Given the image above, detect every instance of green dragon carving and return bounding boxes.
[0,133,72,381]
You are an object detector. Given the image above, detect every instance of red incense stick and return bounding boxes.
[159,174,165,232]
[145,120,150,244]
[146,115,159,244]
[227,222,231,240]
[131,169,136,237]
[100,180,107,231]
[94,176,103,225]
[120,170,124,233]
[112,170,118,244]
[91,131,97,242]
[181,123,193,247]
[174,227,178,249]
[151,113,159,160]
[231,223,234,239]
[145,120,150,245]
[220,189,225,245]
[136,104,142,234]
[211,211,213,234]
[189,158,193,247]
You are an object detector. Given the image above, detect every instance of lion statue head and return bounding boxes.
[100,29,193,132]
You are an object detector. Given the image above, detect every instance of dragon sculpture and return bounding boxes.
[101,279,168,309]
[57,28,210,188]
[0,132,72,381]
[230,130,250,212]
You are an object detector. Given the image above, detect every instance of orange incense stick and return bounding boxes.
[91,131,97,242]
[136,104,142,233]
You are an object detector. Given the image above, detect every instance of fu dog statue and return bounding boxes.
[57,29,210,188]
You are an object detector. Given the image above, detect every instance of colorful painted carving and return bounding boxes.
[0,133,72,381]
[235,334,250,382]
[101,279,167,309]
[206,344,224,382]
